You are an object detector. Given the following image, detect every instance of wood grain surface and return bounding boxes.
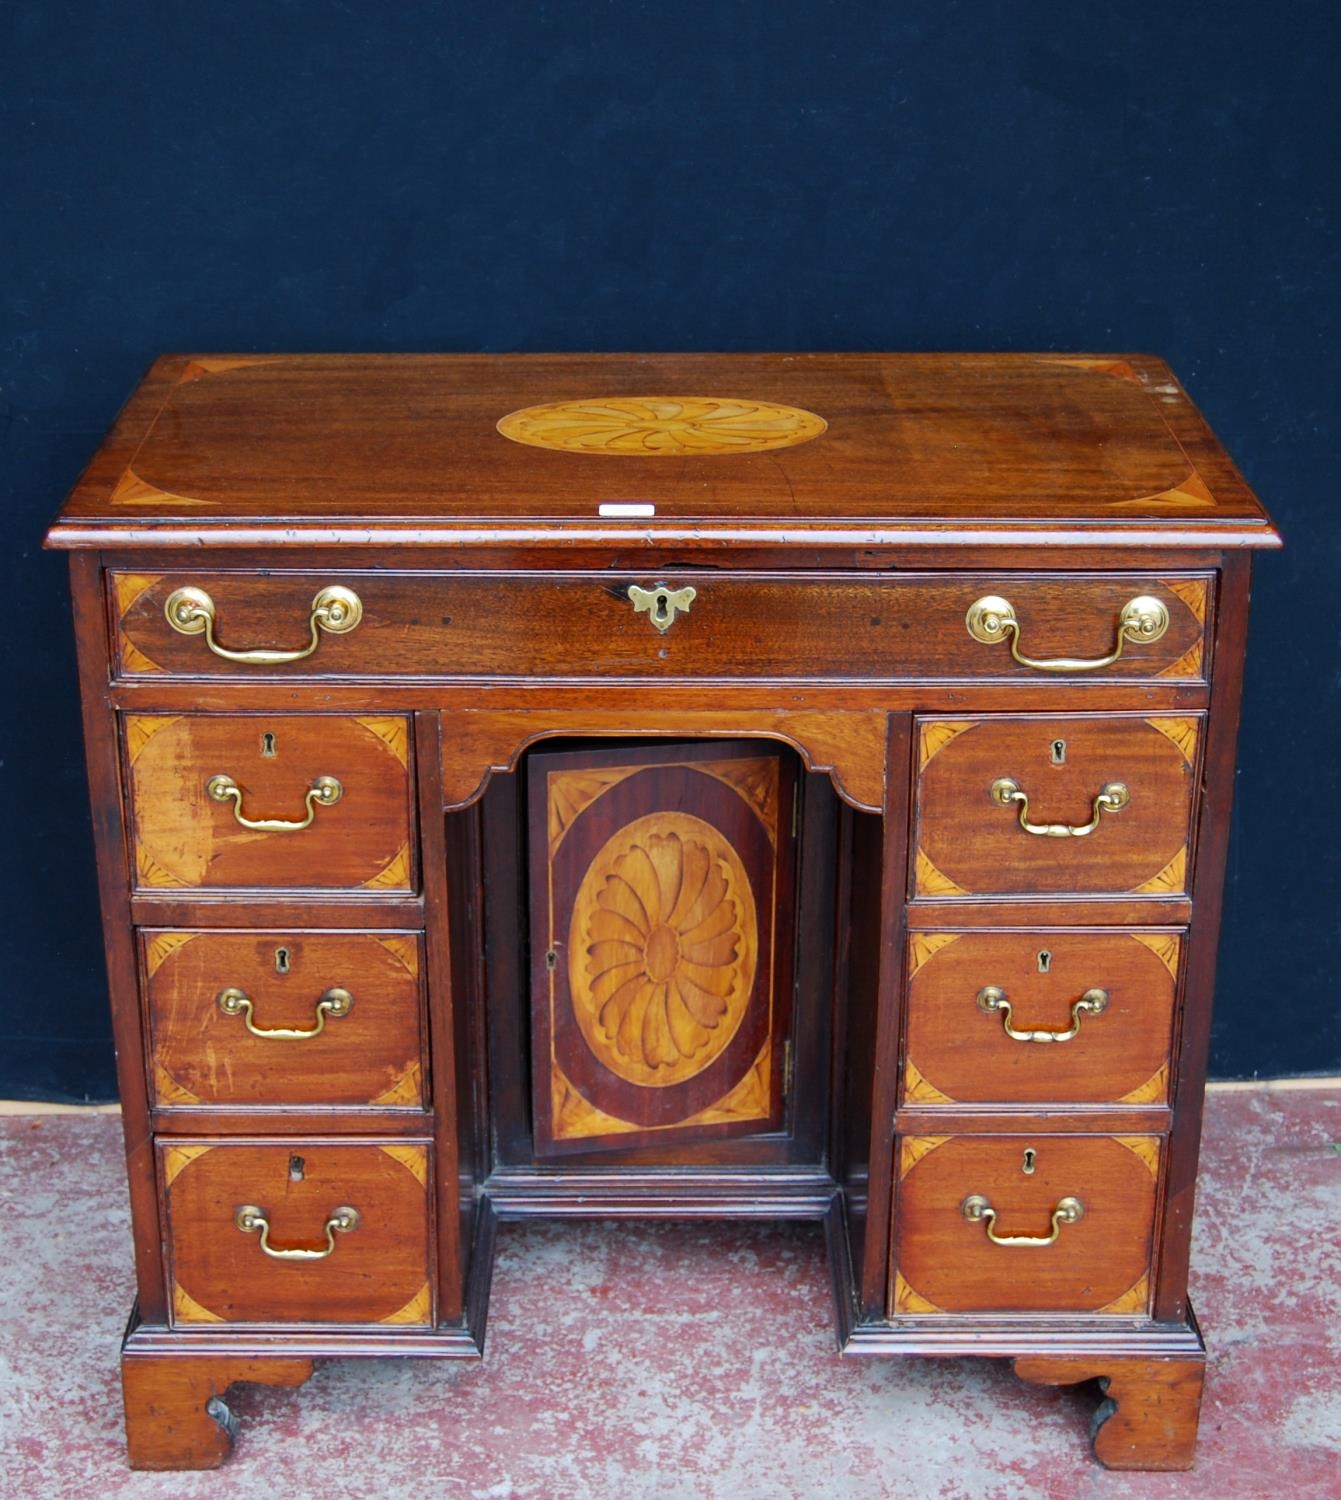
[529,741,794,1156]
[1014,1354,1206,1471]
[124,713,415,891]
[121,1354,314,1470]
[111,568,1209,683]
[46,354,1279,547]
[914,714,1200,898]
[892,1134,1159,1315]
[143,930,425,1110]
[162,1140,433,1326]
[903,930,1180,1106]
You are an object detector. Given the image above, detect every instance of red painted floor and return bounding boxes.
[0,1088,1337,1498]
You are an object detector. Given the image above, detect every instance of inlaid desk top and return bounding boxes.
[47,352,1278,550]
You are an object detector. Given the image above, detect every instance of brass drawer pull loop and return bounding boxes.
[206,773,343,831]
[965,594,1169,672]
[164,584,363,664]
[990,776,1128,836]
[961,1194,1083,1247]
[235,1204,360,1260]
[217,986,353,1040]
[976,985,1109,1043]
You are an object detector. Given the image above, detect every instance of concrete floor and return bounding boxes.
[0,1087,1337,1499]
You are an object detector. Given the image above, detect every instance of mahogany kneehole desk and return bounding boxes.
[46,353,1279,1471]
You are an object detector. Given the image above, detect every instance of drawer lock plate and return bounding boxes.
[628,583,697,634]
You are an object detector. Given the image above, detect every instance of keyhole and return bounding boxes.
[275,947,291,975]
[261,731,277,758]
[1022,1148,1037,1175]
[545,948,558,972]
[654,592,670,623]
[1037,949,1052,974]
[1050,739,1067,765]
[289,1154,305,1181]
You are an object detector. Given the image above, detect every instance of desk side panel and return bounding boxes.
[69,552,167,1321]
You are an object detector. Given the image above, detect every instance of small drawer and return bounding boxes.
[161,1140,433,1326]
[110,569,1210,684]
[143,930,426,1111]
[903,931,1180,1107]
[891,1134,1159,1316]
[123,713,415,892]
[913,714,1201,899]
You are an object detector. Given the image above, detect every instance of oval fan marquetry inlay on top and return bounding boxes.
[496,396,827,455]
[568,813,758,1089]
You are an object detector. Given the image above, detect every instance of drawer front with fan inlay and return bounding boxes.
[109,569,1211,685]
[142,930,426,1111]
[913,713,1202,900]
[123,713,416,893]
[161,1140,434,1327]
[903,930,1181,1107]
[891,1133,1160,1316]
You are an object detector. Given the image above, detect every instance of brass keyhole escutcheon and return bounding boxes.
[1037,950,1052,974]
[628,583,696,634]
[1050,739,1067,765]
[1023,1148,1037,1175]
[275,946,291,975]
[261,731,277,758]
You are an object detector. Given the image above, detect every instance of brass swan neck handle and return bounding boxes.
[976,985,1110,1043]
[966,594,1169,673]
[961,1194,1084,1247]
[235,1204,360,1261]
[206,773,343,832]
[217,986,353,1040]
[165,584,363,664]
[990,777,1128,837]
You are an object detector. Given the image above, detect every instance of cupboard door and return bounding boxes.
[528,741,796,1157]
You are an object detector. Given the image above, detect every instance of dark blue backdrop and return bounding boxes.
[3,2,1336,1099]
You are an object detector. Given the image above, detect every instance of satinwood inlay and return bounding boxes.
[569,813,758,1088]
[496,396,826,455]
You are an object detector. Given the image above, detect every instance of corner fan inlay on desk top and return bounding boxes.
[45,352,1278,1471]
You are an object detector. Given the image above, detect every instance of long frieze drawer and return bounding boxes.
[143,930,426,1110]
[913,713,1201,899]
[123,713,415,892]
[110,570,1210,683]
[161,1140,434,1327]
[890,1134,1159,1317]
[903,930,1180,1107]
